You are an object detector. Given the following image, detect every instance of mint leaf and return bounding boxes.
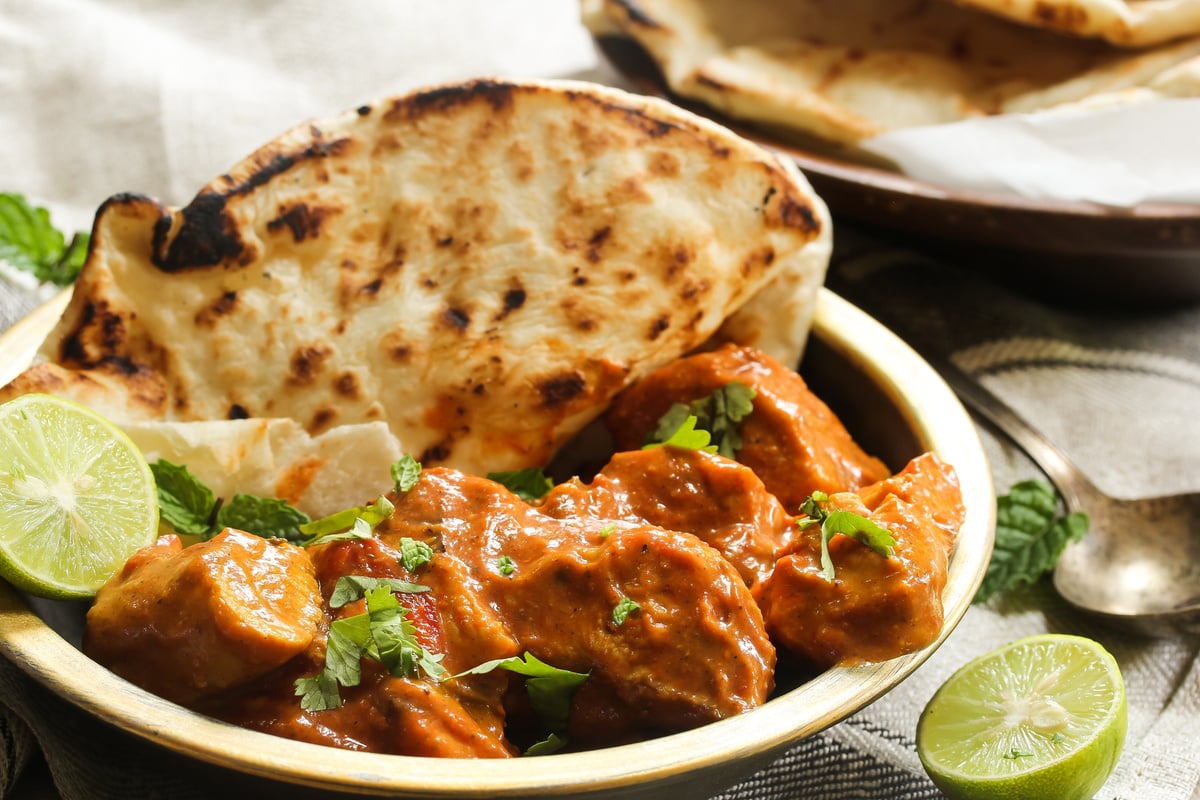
[150,459,216,537]
[797,491,896,582]
[974,480,1089,604]
[644,382,755,458]
[391,455,422,493]
[642,414,716,453]
[523,732,568,756]
[0,192,90,286]
[488,467,553,501]
[216,493,311,541]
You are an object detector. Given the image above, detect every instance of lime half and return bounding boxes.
[0,393,158,599]
[918,634,1126,800]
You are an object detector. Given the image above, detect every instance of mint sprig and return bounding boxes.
[0,193,90,286]
[488,467,554,501]
[150,459,311,541]
[974,480,1089,604]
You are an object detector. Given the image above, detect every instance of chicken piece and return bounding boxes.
[540,446,797,587]
[379,468,776,742]
[754,453,964,669]
[604,343,889,512]
[201,535,518,758]
[84,529,324,706]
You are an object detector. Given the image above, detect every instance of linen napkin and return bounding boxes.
[2,1,1199,798]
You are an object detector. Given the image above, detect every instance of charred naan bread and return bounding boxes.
[587,0,1200,147]
[1,78,830,475]
[947,0,1200,47]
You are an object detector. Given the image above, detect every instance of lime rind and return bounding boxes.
[0,394,159,598]
[918,634,1126,800]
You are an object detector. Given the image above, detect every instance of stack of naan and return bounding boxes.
[584,0,1200,151]
[0,79,832,515]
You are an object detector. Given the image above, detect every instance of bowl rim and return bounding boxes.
[0,287,995,797]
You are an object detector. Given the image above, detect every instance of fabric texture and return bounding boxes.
[0,2,1197,798]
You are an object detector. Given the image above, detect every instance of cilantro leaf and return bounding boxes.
[391,455,422,493]
[0,192,90,286]
[295,581,447,711]
[329,575,430,608]
[523,732,568,757]
[298,495,394,539]
[216,493,311,542]
[453,652,589,736]
[644,382,755,458]
[399,537,433,571]
[797,491,896,582]
[611,596,640,626]
[974,480,1089,604]
[497,554,516,576]
[150,459,217,537]
[643,414,717,453]
[488,467,554,501]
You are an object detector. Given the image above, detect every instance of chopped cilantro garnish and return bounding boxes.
[643,414,717,453]
[497,554,517,576]
[488,467,554,501]
[644,382,756,458]
[0,192,90,286]
[523,732,568,756]
[295,581,446,711]
[611,596,640,626]
[598,523,616,539]
[328,575,429,608]
[974,480,1088,604]
[453,652,589,745]
[391,455,422,493]
[399,537,433,571]
[797,491,896,582]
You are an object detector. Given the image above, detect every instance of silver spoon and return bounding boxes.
[929,354,1200,637]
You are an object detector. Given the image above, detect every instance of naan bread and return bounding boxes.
[1,78,830,476]
[587,0,1200,147]
[947,0,1200,47]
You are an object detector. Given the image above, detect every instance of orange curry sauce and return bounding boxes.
[82,344,964,757]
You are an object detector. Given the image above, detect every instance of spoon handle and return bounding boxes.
[923,354,1093,512]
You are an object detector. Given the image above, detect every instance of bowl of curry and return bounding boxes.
[0,287,994,799]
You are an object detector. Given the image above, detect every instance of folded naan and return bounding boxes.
[947,0,1200,47]
[1,78,830,476]
[587,0,1200,147]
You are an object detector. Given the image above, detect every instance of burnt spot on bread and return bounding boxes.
[1033,0,1089,30]
[586,226,612,263]
[612,0,664,28]
[647,315,670,341]
[287,343,333,387]
[334,371,362,400]
[194,291,238,329]
[538,372,586,408]
[311,407,337,433]
[356,104,372,117]
[59,299,129,367]
[441,307,470,331]
[266,202,336,243]
[228,403,250,420]
[494,287,527,322]
[742,245,777,278]
[384,79,516,124]
[420,442,452,464]
[151,135,352,272]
